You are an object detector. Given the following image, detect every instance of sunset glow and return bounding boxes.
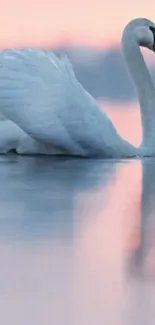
[1,0,155,48]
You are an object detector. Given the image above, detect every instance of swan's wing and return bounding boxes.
[0,119,60,155]
[0,120,28,153]
[0,48,122,157]
[0,49,85,153]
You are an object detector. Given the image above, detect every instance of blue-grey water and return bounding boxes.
[0,154,155,324]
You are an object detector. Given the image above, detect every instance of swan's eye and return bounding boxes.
[150,26,155,34]
[149,26,155,50]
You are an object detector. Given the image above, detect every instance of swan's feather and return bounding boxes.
[0,48,124,156]
[0,49,81,151]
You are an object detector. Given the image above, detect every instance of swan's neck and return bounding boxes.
[122,30,155,155]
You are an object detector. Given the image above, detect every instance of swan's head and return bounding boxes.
[122,18,155,52]
[149,26,155,51]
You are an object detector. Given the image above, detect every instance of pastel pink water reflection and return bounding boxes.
[0,158,145,325]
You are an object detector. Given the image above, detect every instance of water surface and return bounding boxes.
[0,154,155,325]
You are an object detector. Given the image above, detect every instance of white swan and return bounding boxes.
[0,17,154,157]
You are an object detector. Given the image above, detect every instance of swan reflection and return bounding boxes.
[123,158,155,325]
[125,158,155,280]
[0,155,117,238]
[0,156,155,324]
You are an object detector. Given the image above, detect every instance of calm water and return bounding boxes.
[0,154,155,325]
[0,106,155,324]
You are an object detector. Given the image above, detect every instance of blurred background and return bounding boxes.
[1,0,155,146]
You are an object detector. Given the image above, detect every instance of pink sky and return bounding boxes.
[0,0,155,48]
